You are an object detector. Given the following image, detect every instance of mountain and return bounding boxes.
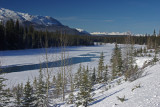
[0,8,83,35]
[90,31,130,36]
[76,28,90,35]
[90,32,108,36]
[90,32,129,36]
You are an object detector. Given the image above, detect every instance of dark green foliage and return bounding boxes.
[1,20,160,51]
[97,52,104,82]
[76,66,93,107]
[111,43,123,79]
[22,79,35,107]
[0,20,94,50]
[35,68,46,106]
[55,72,62,98]
[91,67,96,85]
[0,67,10,107]
[15,84,23,106]
[74,64,82,88]
[103,65,108,82]
[123,36,142,82]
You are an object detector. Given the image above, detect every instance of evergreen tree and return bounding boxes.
[123,36,140,81]
[35,68,46,106]
[55,72,62,98]
[103,65,108,82]
[0,22,5,50]
[111,43,123,79]
[153,29,156,36]
[15,84,22,106]
[76,66,93,107]
[91,67,96,85]
[74,64,82,88]
[97,52,104,82]
[33,77,37,91]
[0,66,10,106]
[22,79,35,107]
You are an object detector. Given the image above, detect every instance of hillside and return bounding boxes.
[0,8,84,35]
[90,62,160,107]
[58,56,160,107]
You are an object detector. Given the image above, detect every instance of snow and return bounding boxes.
[1,43,160,107]
[90,32,129,36]
[0,44,115,87]
[90,62,160,107]
[0,8,62,26]
[76,28,89,34]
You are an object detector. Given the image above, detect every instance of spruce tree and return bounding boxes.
[35,68,46,106]
[97,52,104,82]
[22,79,35,107]
[15,84,23,106]
[111,43,123,79]
[91,67,96,85]
[74,64,82,88]
[76,66,93,107]
[123,36,140,81]
[103,64,108,82]
[0,66,10,106]
[55,72,62,98]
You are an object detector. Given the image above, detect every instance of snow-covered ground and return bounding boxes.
[0,43,146,87]
[1,44,116,87]
[1,43,159,107]
[90,62,160,107]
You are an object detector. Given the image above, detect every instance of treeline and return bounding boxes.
[1,19,160,51]
[0,36,159,106]
[0,19,94,50]
[91,34,160,48]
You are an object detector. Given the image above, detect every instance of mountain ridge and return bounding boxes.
[0,8,87,35]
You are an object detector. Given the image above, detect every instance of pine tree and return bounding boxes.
[55,72,62,98]
[153,29,156,36]
[97,52,104,82]
[22,79,35,107]
[33,77,37,90]
[152,49,159,64]
[0,66,10,106]
[103,65,108,82]
[91,67,96,85]
[111,43,123,79]
[35,68,46,106]
[0,22,5,50]
[15,84,23,106]
[74,64,82,88]
[123,36,140,81]
[76,66,93,107]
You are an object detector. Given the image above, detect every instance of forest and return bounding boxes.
[1,19,160,51]
[0,19,94,50]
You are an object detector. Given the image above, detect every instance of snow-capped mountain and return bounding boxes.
[0,8,62,26]
[90,32,108,36]
[76,28,90,35]
[90,32,129,36]
[0,8,85,35]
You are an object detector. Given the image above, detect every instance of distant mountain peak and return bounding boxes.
[76,28,90,35]
[0,8,91,35]
[0,8,62,26]
[90,31,130,36]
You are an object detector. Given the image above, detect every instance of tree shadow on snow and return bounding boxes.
[89,88,124,106]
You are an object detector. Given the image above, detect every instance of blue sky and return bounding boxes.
[1,0,160,34]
